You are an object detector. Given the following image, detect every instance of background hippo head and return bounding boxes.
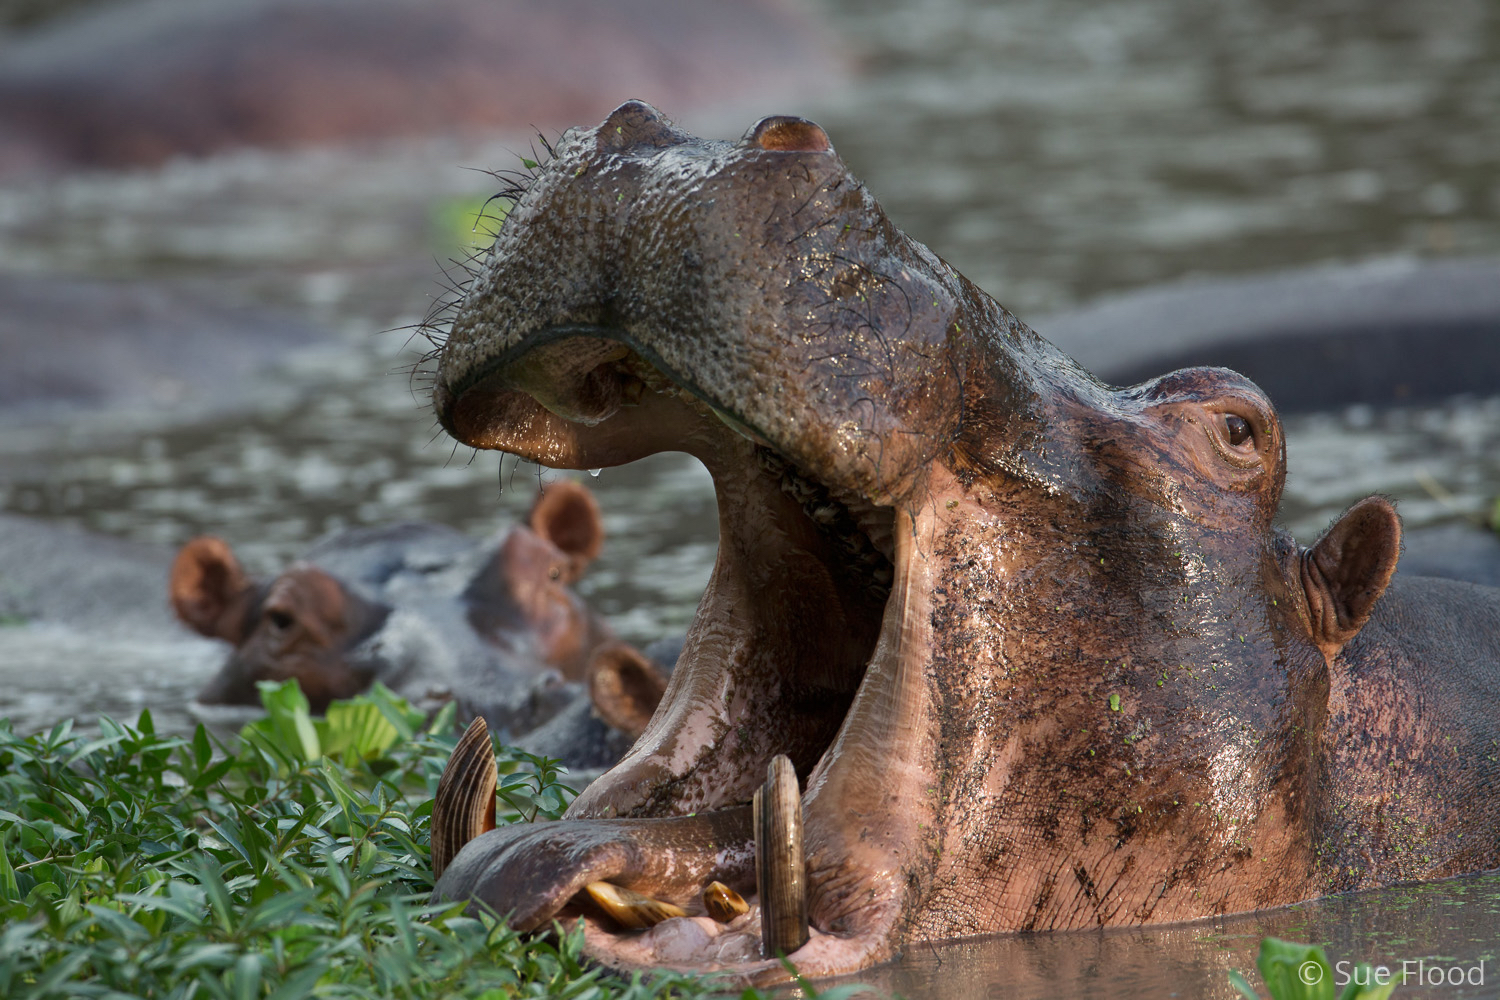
[425,104,1500,983]
[170,480,622,736]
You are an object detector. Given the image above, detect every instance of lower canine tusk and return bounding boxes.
[754,753,809,957]
[584,881,688,929]
[430,716,497,879]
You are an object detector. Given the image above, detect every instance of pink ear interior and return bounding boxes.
[169,535,252,640]
[1301,496,1402,658]
[528,481,604,580]
[587,640,669,740]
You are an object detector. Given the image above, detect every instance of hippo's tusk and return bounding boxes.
[430,716,498,880]
[754,754,809,957]
[583,881,688,929]
[702,880,749,923]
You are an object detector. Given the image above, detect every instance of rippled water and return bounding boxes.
[813,0,1500,315]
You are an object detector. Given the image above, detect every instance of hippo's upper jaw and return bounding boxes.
[428,103,1488,983]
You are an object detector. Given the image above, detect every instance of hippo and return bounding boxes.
[423,102,1500,983]
[170,479,671,763]
[0,0,837,176]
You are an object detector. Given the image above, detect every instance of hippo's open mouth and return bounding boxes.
[433,325,912,975]
[427,101,998,980]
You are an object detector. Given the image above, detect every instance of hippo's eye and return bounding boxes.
[266,608,295,632]
[1224,414,1252,447]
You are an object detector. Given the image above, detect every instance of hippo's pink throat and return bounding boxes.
[436,332,939,978]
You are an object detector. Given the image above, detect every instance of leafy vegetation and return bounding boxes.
[0,682,755,999]
[1230,937,1397,1000]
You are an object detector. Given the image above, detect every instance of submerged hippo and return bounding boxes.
[171,480,670,761]
[425,103,1500,982]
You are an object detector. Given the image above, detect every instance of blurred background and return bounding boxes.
[0,0,1498,736]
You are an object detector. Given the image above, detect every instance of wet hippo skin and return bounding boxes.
[425,103,1500,983]
[171,480,671,765]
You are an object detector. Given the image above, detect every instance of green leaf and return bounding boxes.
[0,828,17,901]
[1229,968,1263,999]
[320,700,400,761]
[1256,937,1336,1000]
[364,682,428,739]
[246,680,321,763]
[1338,965,1398,1000]
[266,962,328,1000]
[63,733,128,766]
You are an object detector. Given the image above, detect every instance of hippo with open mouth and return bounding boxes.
[424,102,1500,983]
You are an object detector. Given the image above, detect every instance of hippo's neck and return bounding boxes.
[893,464,1326,933]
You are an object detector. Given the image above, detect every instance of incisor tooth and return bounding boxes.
[584,881,687,929]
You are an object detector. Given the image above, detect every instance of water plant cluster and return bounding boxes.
[1,679,1390,1000]
[0,682,765,999]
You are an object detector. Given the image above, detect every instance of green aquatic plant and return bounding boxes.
[1230,937,1397,1000]
[0,682,769,999]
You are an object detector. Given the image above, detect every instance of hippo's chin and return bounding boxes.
[435,329,917,979]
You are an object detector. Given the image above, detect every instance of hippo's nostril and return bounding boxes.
[595,100,688,152]
[744,115,832,153]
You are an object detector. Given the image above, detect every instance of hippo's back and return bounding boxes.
[301,521,475,596]
[1349,573,1500,719]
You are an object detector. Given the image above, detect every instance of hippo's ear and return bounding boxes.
[1299,497,1401,660]
[529,481,604,582]
[170,536,253,641]
[587,641,669,740]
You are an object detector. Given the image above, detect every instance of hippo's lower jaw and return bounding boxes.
[432,331,942,982]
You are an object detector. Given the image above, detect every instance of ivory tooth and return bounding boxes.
[430,717,497,879]
[754,753,809,957]
[702,880,749,923]
[584,881,688,929]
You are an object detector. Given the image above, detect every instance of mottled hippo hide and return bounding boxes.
[171,480,672,770]
[425,103,1500,982]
